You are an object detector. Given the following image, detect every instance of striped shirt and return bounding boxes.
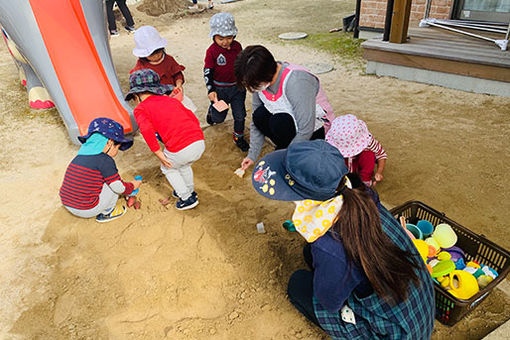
[366,138,387,160]
[59,153,133,210]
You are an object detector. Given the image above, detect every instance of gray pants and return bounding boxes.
[160,140,205,200]
[64,183,119,218]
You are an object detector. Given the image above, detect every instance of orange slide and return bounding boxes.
[29,0,133,137]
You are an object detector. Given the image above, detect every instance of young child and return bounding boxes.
[126,69,205,210]
[131,26,185,89]
[59,117,141,223]
[204,13,248,152]
[326,114,387,187]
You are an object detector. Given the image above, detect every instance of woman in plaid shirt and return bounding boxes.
[251,140,435,339]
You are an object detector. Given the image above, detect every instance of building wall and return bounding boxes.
[359,0,454,30]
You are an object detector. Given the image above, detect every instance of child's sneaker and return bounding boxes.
[176,194,199,210]
[233,135,249,152]
[96,205,126,223]
[124,25,136,32]
[207,2,214,9]
[110,30,119,36]
[172,190,197,199]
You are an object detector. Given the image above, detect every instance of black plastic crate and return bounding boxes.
[390,201,510,326]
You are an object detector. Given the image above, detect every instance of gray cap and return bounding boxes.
[209,12,238,37]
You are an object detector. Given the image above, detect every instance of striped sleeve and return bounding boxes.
[366,138,387,160]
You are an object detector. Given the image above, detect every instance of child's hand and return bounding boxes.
[208,91,218,103]
[374,173,384,182]
[241,157,254,170]
[154,149,173,169]
[133,179,142,190]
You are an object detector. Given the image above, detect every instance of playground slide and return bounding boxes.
[0,0,136,144]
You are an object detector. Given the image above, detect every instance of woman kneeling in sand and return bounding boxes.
[250,140,435,339]
[234,45,335,172]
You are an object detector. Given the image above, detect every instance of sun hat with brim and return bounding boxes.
[78,117,133,151]
[252,140,348,202]
[125,69,173,101]
[132,25,167,58]
[209,12,238,38]
[325,114,372,158]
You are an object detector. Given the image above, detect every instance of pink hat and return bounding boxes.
[325,114,372,158]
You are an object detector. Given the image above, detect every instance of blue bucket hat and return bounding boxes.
[78,117,133,151]
[252,140,348,201]
[125,69,173,101]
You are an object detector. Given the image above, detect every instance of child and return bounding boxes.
[204,13,248,152]
[326,114,387,187]
[59,117,141,223]
[125,69,205,210]
[131,26,185,90]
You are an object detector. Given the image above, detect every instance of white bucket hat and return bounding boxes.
[325,114,372,158]
[209,12,238,38]
[132,26,167,58]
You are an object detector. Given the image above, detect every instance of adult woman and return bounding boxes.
[234,45,335,171]
[251,140,435,339]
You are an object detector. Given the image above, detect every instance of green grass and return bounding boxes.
[297,32,366,68]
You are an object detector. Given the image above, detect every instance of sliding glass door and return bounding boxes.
[456,0,510,22]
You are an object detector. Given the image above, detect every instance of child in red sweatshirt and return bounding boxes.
[126,69,205,210]
[204,13,248,152]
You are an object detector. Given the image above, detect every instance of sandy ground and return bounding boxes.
[1,0,510,339]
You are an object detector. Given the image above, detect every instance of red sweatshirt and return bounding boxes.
[134,95,204,153]
[131,54,185,86]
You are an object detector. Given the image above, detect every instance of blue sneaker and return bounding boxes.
[176,194,199,210]
[172,190,197,199]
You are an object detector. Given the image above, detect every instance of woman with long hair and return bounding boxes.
[251,140,434,339]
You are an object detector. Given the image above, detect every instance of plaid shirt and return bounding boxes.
[313,205,435,339]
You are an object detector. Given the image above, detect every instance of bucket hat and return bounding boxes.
[78,117,133,151]
[252,140,348,201]
[325,114,372,158]
[209,13,238,38]
[125,69,173,101]
[132,26,167,58]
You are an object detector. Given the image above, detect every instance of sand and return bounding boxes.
[1,0,510,339]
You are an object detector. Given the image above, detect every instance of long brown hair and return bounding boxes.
[332,177,420,303]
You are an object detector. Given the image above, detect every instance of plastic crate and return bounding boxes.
[390,201,510,326]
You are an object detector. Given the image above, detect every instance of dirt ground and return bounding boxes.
[1,0,510,339]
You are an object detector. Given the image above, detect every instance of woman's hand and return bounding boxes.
[208,91,218,103]
[241,157,254,170]
[374,172,384,182]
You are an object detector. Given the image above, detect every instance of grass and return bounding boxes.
[297,32,366,68]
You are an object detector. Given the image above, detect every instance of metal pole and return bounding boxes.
[383,0,394,41]
[423,0,432,20]
[354,0,361,39]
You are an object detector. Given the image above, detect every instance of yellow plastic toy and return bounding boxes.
[412,239,429,261]
[425,237,440,255]
[432,223,458,248]
[447,270,479,300]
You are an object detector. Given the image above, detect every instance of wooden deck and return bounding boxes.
[362,27,510,83]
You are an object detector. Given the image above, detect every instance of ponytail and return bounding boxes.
[332,178,420,303]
